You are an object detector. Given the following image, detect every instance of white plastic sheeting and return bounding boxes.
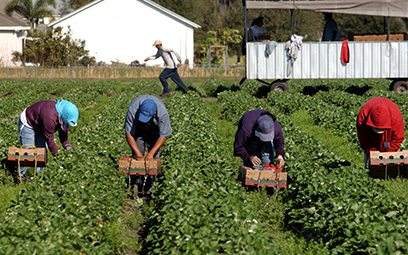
[246,41,408,80]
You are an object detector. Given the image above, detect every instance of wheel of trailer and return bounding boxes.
[392,80,408,93]
[270,82,289,92]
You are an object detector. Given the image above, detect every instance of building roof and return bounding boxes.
[0,0,30,29]
[49,0,201,28]
[0,0,30,31]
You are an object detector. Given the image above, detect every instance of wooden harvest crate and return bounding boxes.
[349,33,407,42]
[238,165,287,188]
[7,147,47,167]
[369,151,408,179]
[146,159,161,175]
[118,157,161,175]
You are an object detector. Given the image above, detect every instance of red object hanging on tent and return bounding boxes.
[341,40,350,64]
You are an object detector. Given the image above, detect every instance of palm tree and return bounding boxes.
[5,0,57,33]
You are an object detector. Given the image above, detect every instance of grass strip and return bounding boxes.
[290,109,364,169]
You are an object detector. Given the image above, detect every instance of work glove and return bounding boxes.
[64,144,72,150]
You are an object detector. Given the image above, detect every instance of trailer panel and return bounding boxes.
[246,41,408,80]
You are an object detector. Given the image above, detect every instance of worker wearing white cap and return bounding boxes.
[144,40,190,97]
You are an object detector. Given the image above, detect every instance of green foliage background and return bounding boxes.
[12,26,94,67]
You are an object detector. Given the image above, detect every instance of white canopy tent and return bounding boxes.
[244,0,408,18]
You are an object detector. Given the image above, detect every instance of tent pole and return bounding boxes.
[244,1,248,77]
[244,4,248,43]
[291,10,295,35]
[383,17,386,33]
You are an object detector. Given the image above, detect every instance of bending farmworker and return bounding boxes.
[124,95,172,194]
[234,110,285,169]
[357,97,404,168]
[18,100,78,178]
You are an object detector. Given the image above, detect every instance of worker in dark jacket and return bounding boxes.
[234,110,285,168]
[357,97,404,168]
[18,100,79,178]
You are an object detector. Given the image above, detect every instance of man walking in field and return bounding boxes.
[144,40,190,97]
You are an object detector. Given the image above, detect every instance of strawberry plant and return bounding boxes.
[1,78,408,254]
[219,88,408,254]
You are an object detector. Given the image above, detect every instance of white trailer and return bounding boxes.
[242,0,408,93]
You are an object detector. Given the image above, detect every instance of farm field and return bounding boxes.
[1,77,408,254]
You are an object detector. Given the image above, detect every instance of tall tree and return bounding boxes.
[335,15,407,39]
[153,0,222,42]
[5,0,56,33]
[59,0,93,15]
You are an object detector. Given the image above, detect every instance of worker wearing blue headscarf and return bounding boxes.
[18,100,79,178]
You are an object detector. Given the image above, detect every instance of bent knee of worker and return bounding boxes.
[159,72,171,80]
[159,74,167,81]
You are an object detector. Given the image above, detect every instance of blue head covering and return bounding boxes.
[55,100,79,126]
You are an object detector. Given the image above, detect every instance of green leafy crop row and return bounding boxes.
[0,84,137,254]
[218,89,408,254]
[144,91,281,254]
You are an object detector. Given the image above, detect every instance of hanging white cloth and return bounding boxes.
[285,34,303,77]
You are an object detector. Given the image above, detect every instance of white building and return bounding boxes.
[48,0,201,68]
[0,0,30,67]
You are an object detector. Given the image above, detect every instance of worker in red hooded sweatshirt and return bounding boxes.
[357,97,404,168]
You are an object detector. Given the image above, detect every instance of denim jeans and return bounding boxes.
[159,68,189,93]
[18,119,47,178]
[130,133,160,192]
[243,140,275,168]
[362,149,369,169]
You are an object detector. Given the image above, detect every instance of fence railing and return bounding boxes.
[0,64,245,79]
